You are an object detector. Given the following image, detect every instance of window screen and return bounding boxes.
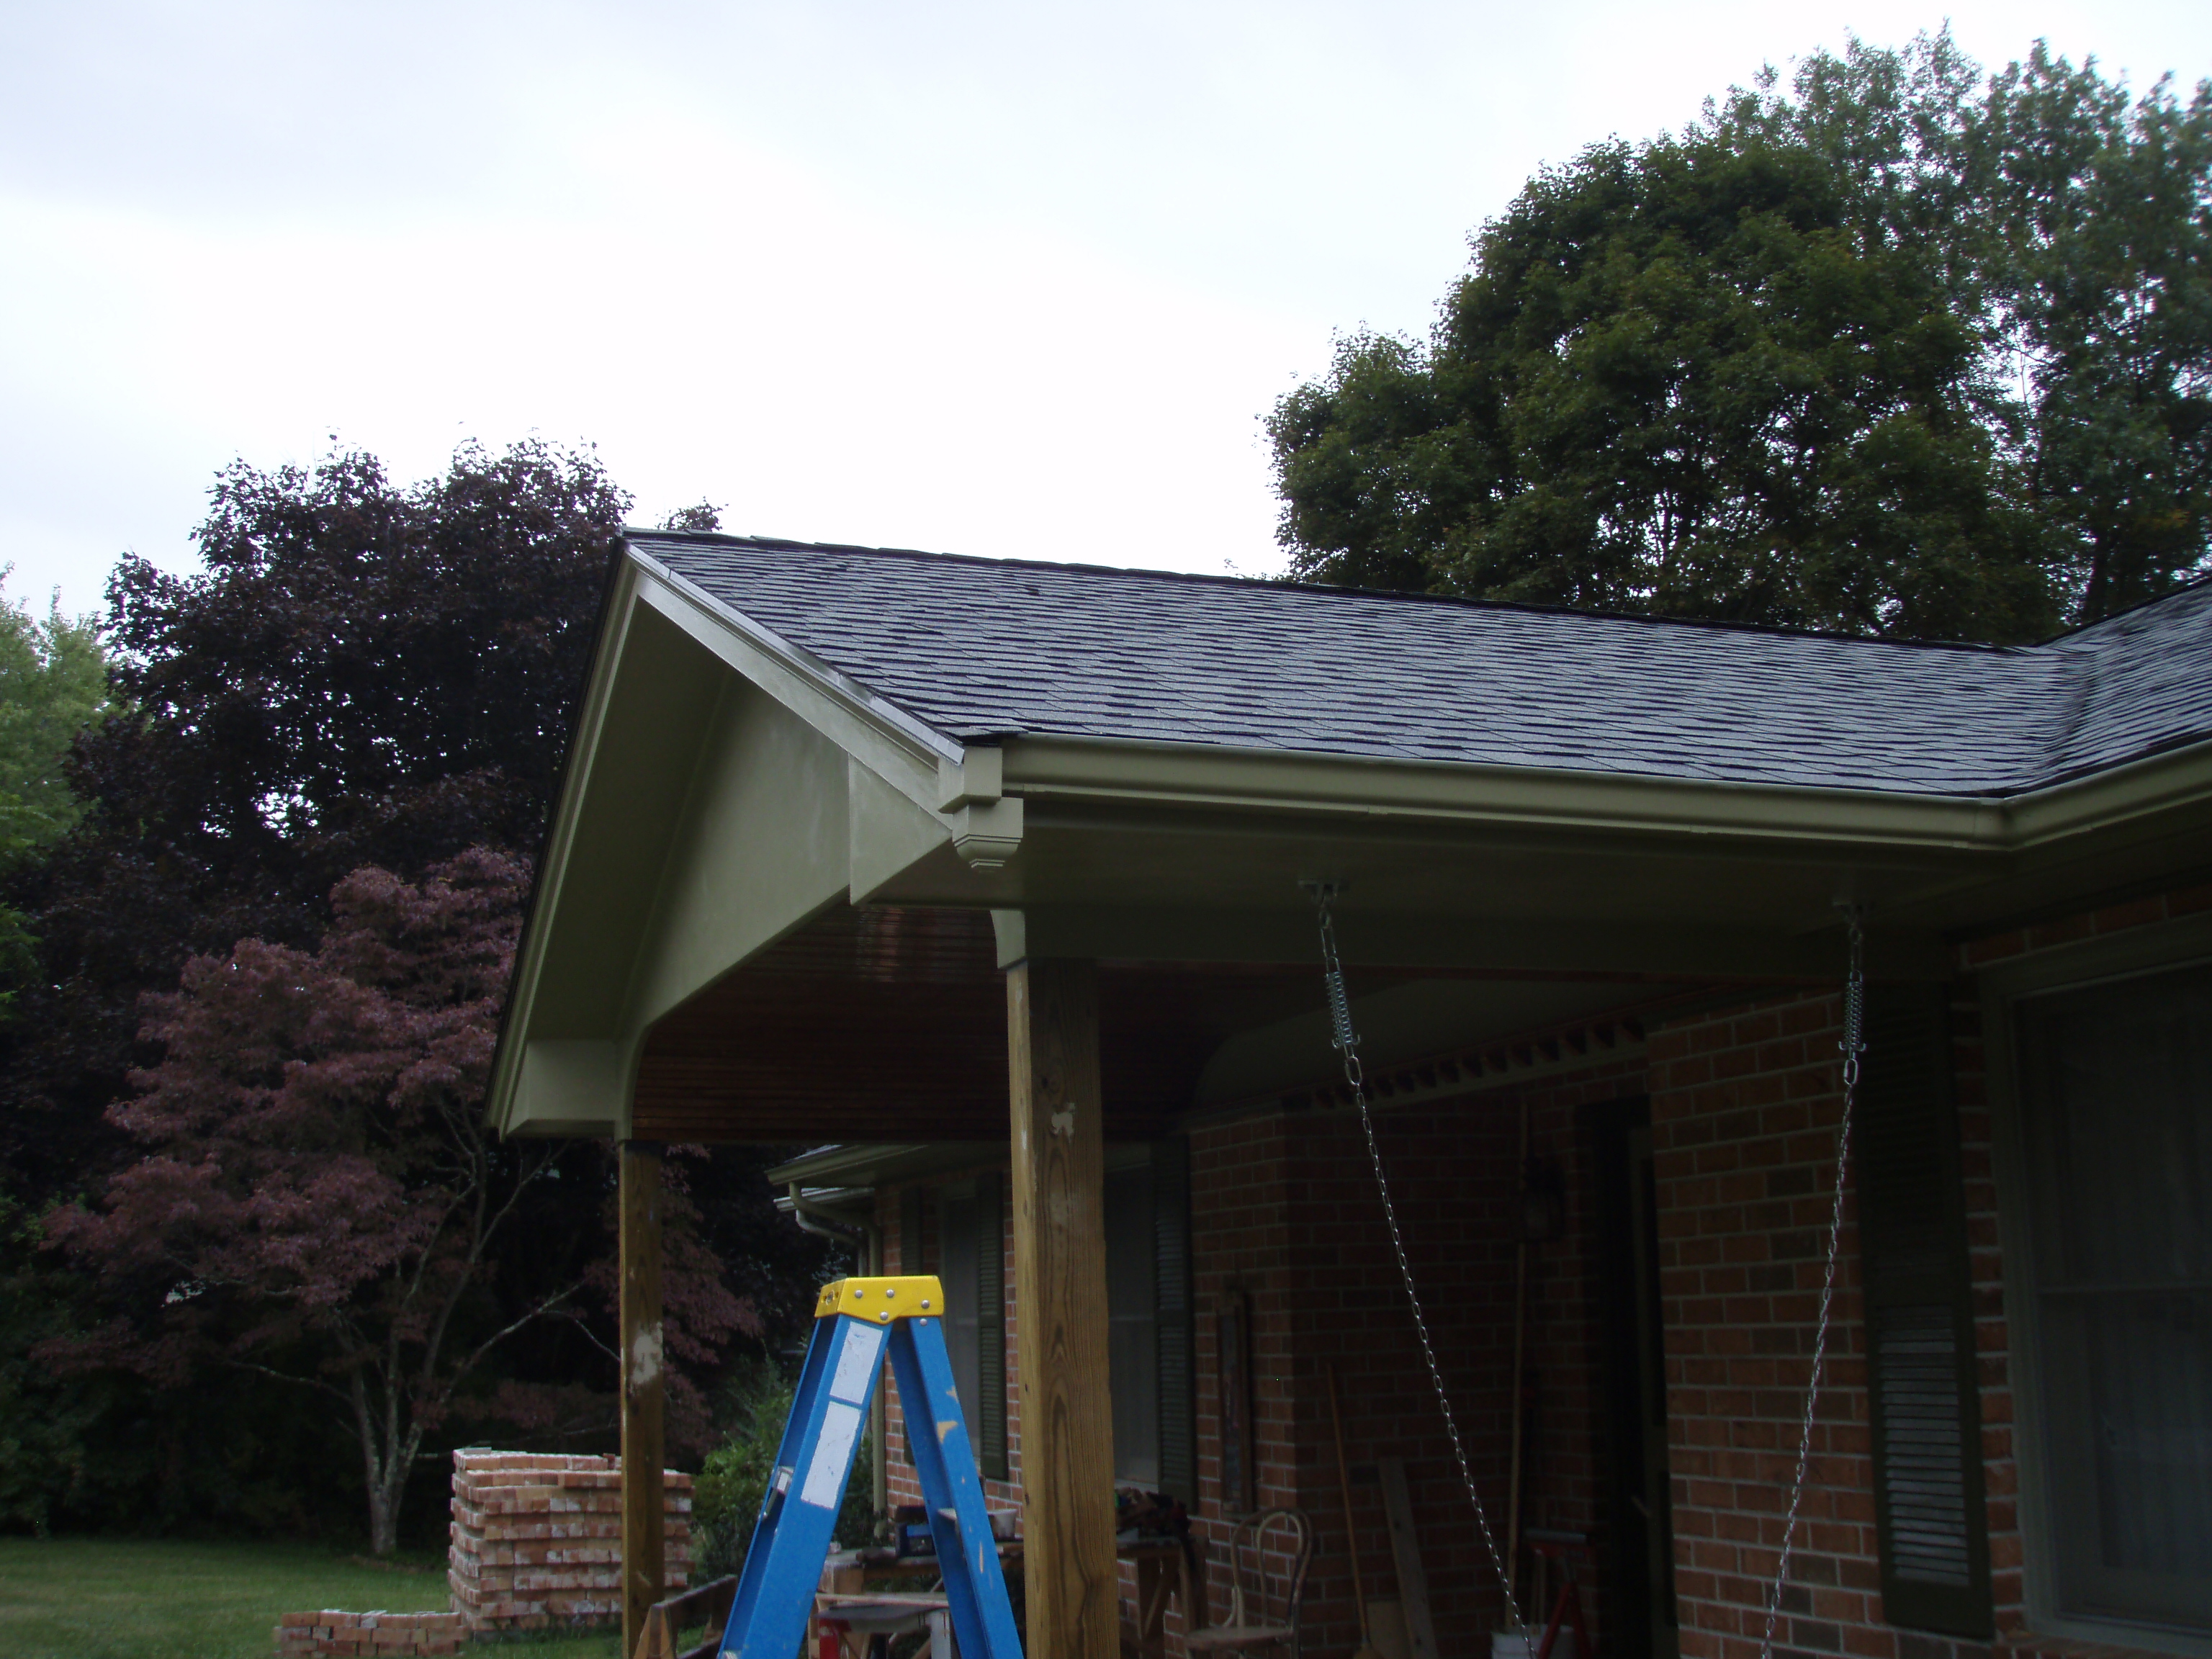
[939,1181,984,1442]
[1105,1161,1160,1486]
[2016,961,2212,1631]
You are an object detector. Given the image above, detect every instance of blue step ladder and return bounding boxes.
[718,1276,1025,1659]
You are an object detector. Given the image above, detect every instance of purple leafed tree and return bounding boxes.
[45,847,754,1552]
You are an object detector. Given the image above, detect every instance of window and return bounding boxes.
[915,1141,1192,1499]
[1104,1141,1193,1497]
[1106,1159,1161,1485]
[2012,959,2212,1636]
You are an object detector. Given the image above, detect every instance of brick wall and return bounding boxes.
[447,1452,691,1633]
[275,1611,464,1657]
[874,1046,1647,1659]
[1648,884,2212,1659]
[1256,1058,1645,1659]
[1648,990,1879,1659]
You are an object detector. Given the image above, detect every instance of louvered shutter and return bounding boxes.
[975,1169,1008,1480]
[901,1187,924,1277]
[1154,1136,1195,1502]
[1855,986,1992,1637]
[900,1188,924,1465]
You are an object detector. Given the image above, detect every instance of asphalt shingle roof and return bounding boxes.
[630,533,2212,799]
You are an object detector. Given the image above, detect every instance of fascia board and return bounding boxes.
[2001,738,2212,846]
[486,562,645,1135]
[629,547,959,814]
[998,732,2212,854]
[999,734,2006,850]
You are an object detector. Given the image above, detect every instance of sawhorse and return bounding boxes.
[717,1277,1023,1659]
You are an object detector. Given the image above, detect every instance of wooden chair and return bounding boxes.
[1185,1510,1313,1659]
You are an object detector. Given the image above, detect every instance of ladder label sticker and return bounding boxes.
[801,1401,864,1509]
[828,1322,885,1406]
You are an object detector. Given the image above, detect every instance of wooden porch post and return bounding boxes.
[620,1141,666,1659]
[1006,958,1118,1659]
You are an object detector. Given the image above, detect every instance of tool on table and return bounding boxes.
[1326,1365,1385,1659]
[716,1277,1023,1659]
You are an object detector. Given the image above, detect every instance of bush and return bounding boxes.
[692,1356,876,1582]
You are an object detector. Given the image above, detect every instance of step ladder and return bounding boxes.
[718,1276,1025,1659]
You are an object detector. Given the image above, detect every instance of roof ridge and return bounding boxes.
[623,528,2038,657]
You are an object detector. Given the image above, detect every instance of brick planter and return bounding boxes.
[446,1451,693,1633]
[276,1611,465,1656]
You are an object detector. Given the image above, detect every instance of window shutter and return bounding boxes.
[1154,1136,1196,1503]
[1855,986,1992,1637]
[975,1169,1007,1481]
[900,1187,925,1467]
[900,1187,923,1276]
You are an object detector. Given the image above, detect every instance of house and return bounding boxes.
[487,531,2212,1659]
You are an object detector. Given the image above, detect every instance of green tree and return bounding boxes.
[0,577,109,991]
[1272,32,2212,639]
[1982,49,2212,619]
[1,441,625,1205]
[0,447,826,1547]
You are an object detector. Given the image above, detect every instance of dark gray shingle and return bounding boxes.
[632,534,2212,799]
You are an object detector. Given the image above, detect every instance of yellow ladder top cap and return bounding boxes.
[815,1275,947,1321]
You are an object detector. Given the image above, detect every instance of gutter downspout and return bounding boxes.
[785,1185,889,1527]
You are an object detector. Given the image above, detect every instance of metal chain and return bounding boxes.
[1760,906,1866,1659]
[1310,886,1528,1636]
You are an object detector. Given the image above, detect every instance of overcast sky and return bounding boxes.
[4,2,2208,617]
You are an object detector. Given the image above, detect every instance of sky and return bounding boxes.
[4,2,2209,618]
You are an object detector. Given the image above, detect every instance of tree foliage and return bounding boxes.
[0,579,109,996]
[44,850,755,1553]
[1,439,624,1200]
[1270,33,2212,639]
[0,444,824,1547]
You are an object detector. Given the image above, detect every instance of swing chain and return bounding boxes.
[1310,886,1527,1636]
[1760,904,1867,1659]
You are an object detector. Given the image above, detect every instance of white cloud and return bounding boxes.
[1,0,2205,613]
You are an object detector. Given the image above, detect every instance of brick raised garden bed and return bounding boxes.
[273,1450,695,1651]
[448,1451,693,1634]
[276,1611,465,1656]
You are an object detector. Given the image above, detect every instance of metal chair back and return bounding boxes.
[1218,1508,1313,1659]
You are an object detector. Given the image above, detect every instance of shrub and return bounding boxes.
[692,1356,876,1581]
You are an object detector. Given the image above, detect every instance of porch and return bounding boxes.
[486,531,2212,1659]
[586,890,1892,1659]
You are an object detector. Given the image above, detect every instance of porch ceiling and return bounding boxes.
[628,903,1671,1144]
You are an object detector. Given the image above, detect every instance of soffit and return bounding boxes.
[629,902,1693,1145]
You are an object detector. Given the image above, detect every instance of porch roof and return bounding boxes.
[485,533,2212,1142]
[635,531,2212,799]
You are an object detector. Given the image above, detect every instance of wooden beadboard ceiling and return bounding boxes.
[629,904,1367,1144]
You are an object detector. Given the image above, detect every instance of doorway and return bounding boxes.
[1587,1098,1678,1659]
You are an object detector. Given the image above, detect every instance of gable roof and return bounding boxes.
[629,532,2212,799]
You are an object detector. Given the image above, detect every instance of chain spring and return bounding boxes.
[1311,888,1526,1635]
[1759,906,1866,1659]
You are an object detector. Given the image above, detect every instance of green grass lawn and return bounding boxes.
[0,1537,623,1659]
